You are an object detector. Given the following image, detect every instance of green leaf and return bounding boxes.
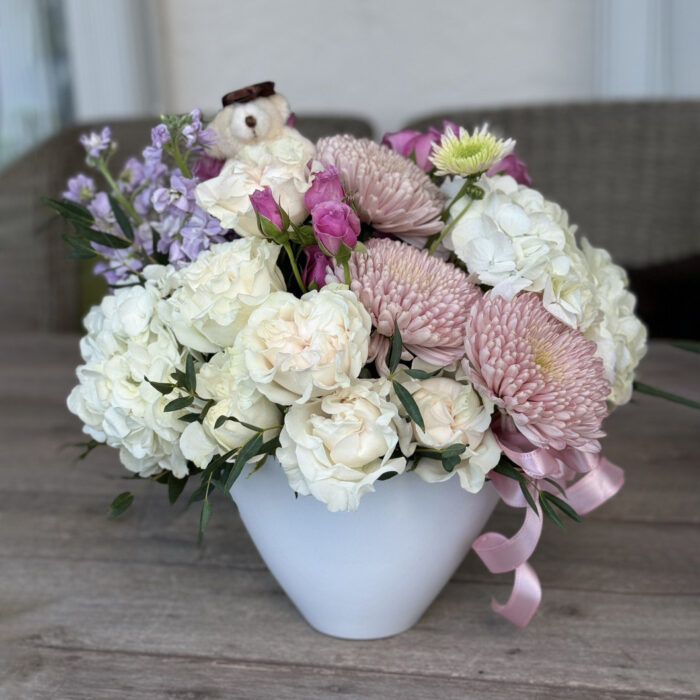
[67,248,97,260]
[440,443,467,457]
[198,499,212,543]
[108,491,134,519]
[542,492,582,522]
[542,477,567,498]
[493,458,526,483]
[76,224,132,249]
[168,474,188,504]
[392,380,424,430]
[179,413,200,423]
[255,212,288,244]
[289,224,317,247]
[146,377,174,395]
[164,395,194,412]
[442,454,462,472]
[171,369,188,387]
[633,381,700,410]
[213,415,264,433]
[42,196,94,225]
[387,321,403,374]
[519,480,539,514]
[108,195,134,241]
[539,493,564,529]
[403,367,442,380]
[185,354,197,393]
[671,340,700,353]
[224,434,263,492]
[377,471,398,481]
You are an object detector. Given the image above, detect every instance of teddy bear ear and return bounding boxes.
[266,93,292,122]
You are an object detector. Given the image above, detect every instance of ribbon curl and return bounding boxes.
[472,425,625,627]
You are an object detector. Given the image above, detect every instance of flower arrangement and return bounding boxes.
[46,83,693,629]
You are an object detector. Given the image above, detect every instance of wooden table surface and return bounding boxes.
[1,334,698,699]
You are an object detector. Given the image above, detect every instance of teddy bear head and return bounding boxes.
[206,81,292,160]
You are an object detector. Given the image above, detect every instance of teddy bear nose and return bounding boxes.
[245,115,257,128]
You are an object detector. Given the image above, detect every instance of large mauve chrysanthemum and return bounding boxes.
[334,238,481,371]
[464,292,609,452]
[316,135,444,238]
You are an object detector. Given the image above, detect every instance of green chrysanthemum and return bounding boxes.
[430,124,515,177]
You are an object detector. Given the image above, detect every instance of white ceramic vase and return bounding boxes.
[231,457,499,639]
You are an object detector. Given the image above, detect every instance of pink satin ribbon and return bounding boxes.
[472,428,625,627]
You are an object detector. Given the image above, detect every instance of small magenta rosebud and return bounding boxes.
[311,200,360,255]
[304,166,345,212]
[250,187,283,229]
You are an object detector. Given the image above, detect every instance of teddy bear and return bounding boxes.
[205,81,315,161]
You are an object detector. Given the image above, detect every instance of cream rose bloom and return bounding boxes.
[444,175,595,329]
[405,376,500,493]
[194,137,315,236]
[235,284,371,405]
[276,379,413,511]
[67,271,189,478]
[179,346,281,469]
[158,238,285,353]
[580,239,647,407]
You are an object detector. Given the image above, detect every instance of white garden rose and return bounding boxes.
[580,239,647,407]
[235,284,371,405]
[179,346,282,469]
[405,376,500,493]
[67,272,189,478]
[444,175,595,328]
[158,238,285,353]
[276,379,413,511]
[194,137,314,235]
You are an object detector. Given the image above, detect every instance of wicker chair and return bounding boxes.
[406,101,700,338]
[0,115,373,332]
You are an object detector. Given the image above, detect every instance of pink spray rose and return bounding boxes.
[303,245,330,289]
[487,153,532,186]
[381,121,459,171]
[250,187,283,229]
[304,166,345,212]
[311,200,360,255]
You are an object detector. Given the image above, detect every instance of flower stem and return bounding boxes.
[441,179,472,222]
[342,259,351,286]
[428,198,474,255]
[283,242,306,293]
[97,161,143,226]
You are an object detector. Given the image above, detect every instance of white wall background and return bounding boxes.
[155,0,600,134]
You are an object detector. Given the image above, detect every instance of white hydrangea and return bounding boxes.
[158,238,285,354]
[444,174,596,329]
[235,284,371,405]
[195,137,314,235]
[179,345,282,469]
[67,269,189,477]
[580,239,647,407]
[406,376,501,493]
[276,378,413,511]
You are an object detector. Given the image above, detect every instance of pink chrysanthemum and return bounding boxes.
[464,292,609,452]
[334,238,481,372]
[316,135,444,238]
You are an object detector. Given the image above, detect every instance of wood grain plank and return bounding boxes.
[0,645,682,700]
[0,557,698,698]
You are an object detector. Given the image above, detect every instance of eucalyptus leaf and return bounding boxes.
[42,196,94,225]
[392,380,424,430]
[185,354,197,393]
[146,378,174,395]
[77,224,132,250]
[519,480,538,514]
[108,491,134,519]
[539,493,564,529]
[633,381,700,410]
[168,474,188,504]
[542,492,582,522]
[403,367,442,379]
[198,499,212,543]
[225,434,263,492]
[387,321,403,374]
[108,195,134,241]
[164,395,194,412]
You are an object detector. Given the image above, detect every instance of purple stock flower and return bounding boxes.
[303,246,330,289]
[191,154,224,180]
[304,166,345,212]
[381,121,459,172]
[311,201,360,255]
[250,187,283,229]
[487,153,532,186]
[63,174,96,203]
[118,158,145,193]
[79,127,113,159]
[151,124,171,148]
